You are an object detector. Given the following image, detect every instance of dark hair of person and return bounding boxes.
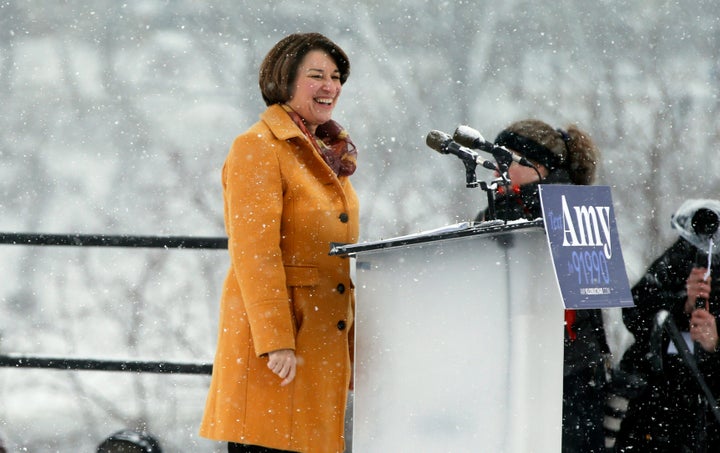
[258,32,350,106]
[495,119,600,186]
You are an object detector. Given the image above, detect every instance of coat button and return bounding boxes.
[339,213,349,223]
[337,320,347,331]
[336,283,346,294]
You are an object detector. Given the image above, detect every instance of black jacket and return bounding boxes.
[475,169,610,377]
[618,237,720,451]
[622,237,720,381]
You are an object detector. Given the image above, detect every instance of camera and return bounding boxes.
[691,208,720,237]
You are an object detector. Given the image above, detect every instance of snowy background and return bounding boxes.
[1,0,720,451]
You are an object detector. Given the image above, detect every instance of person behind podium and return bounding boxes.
[474,119,609,453]
[199,32,359,453]
[615,199,720,452]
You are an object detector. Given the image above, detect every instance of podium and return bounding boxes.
[331,220,564,452]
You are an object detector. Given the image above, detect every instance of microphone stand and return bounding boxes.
[439,139,512,222]
[480,180,497,221]
[480,159,511,222]
[457,154,511,222]
[461,157,479,188]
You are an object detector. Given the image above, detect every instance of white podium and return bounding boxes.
[332,220,564,452]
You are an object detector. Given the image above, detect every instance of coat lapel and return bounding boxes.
[261,105,338,186]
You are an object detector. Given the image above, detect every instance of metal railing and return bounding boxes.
[0,232,227,249]
[0,231,226,375]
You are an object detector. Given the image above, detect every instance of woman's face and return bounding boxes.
[286,50,342,134]
[499,151,549,186]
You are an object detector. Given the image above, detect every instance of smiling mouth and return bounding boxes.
[315,97,334,105]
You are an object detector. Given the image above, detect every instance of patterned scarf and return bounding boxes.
[283,105,357,177]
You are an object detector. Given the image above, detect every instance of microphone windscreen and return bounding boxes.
[454,125,489,151]
[425,130,451,154]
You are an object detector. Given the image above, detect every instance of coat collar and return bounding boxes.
[259,104,345,187]
[261,104,305,141]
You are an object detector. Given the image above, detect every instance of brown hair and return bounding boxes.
[497,119,600,185]
[258,33,350,106]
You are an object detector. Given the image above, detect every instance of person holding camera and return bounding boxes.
[616,199,720,452]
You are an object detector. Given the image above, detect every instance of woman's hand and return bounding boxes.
[690,309,719,352]
[267,348,297,386]
[685,267,711,313]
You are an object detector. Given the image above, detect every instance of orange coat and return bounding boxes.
[200,104,359,453]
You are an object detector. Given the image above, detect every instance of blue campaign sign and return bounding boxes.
[538,185,634,309]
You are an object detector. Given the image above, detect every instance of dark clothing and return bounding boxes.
[562,367,607,453]
[617,237,720,452]
[562,297,609,451]
[476,169,609,453]
[562,308,609,453]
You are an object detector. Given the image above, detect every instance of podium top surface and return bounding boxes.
[329,219,544,257]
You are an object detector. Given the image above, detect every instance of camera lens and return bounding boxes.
[691,208,719,236]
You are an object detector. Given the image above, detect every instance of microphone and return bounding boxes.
[425,130,497,171]
[691,208,719,310]
[695,249,710,310]
[453,125,536,168]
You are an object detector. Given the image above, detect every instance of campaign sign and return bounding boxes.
[538,185,634,309]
